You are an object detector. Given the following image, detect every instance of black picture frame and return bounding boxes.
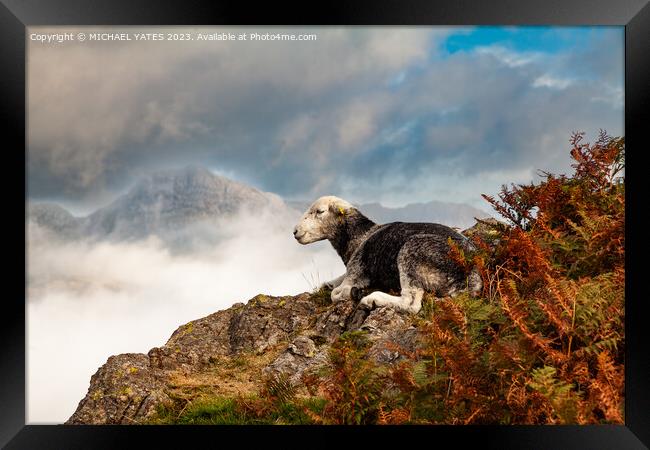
[2,0,648,448]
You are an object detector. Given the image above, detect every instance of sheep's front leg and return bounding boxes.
[321,274,346,290]
[331,275,368,303]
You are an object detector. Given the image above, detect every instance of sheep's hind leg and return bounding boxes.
[359,288,423,314]
[359,274,424,314]
[359,250,425,313]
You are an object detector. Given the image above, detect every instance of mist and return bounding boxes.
[26,207,344,423]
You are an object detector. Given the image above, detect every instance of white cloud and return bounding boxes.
[336,101,379,149]
[532,74,574,89]
[474,45,542,67]
[26,208,344,423]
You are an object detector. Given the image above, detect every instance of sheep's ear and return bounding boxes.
[329,203,347,216]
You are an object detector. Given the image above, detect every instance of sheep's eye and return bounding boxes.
[316,209,325,215]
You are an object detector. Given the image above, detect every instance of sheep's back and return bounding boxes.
[356,222,468,291]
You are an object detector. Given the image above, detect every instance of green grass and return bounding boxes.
[151,395,326,425]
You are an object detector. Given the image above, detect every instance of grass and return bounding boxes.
[150,395,327,425]
[310,286,333,307]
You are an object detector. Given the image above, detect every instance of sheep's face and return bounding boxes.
[293,196,353,244]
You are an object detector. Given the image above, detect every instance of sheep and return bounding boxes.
[293,196,482,314]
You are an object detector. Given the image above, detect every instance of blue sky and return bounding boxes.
[28,26,624,213]
[444,26,595,54]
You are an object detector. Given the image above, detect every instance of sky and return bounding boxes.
[26,26,624,423]
[27,26,624,214]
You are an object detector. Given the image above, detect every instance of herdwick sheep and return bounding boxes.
[293,196,482,314]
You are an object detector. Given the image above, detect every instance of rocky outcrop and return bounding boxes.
[66,353,171,424]
[67,219,502,425]
[66,291,417,424]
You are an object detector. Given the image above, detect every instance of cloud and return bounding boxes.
[28,26,623,211]
[28,27,444,196]
[532,74,574,89]
[27,207,344,423]
[474,45,542,67]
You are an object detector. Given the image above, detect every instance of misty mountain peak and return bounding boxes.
[132,165,245,195]
[81,166,280,239]
[28,202,76,220]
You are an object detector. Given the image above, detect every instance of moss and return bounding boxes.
[310,287,332,307]
[250,294,269,307]
[121,386,134,397]
[128,367,139,375]
[178,321,194,336]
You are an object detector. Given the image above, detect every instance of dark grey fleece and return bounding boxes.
[329,209,481,296]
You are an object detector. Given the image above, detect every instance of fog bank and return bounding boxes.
[27,208,344,423]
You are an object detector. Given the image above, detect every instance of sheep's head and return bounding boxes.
[293,196,354,244]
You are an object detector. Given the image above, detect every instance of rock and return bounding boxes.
[263,336,328,385]
[461,217,508,250]
[360,307,418,364]
[313,300,369,342]
[68,290,424,424]
[148,307,237,371]
[66,354,171,425]
[227,293,317,354]
[147,293,318,372]
[289,335,317,358]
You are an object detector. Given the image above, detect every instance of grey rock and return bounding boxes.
[289,335,317,358]
[69,291,426,424]
[461,217,509,250]
[66,353,171,425]
[263,336,328,385]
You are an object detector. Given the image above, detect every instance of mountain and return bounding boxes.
[288,199,491,229]
[82,166,286,241]
[28,203,82,239]
[28,166,289,243]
